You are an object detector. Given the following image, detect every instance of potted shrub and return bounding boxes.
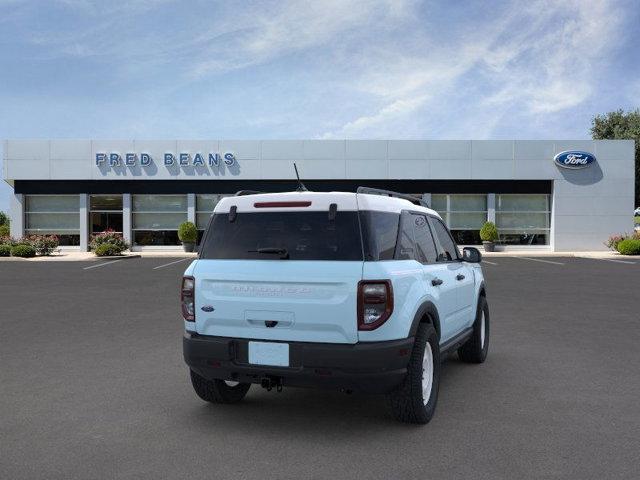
[178,221,198,252]
[480,221,499,252]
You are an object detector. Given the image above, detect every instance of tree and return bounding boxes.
[590,109,640,206]
[0,211,9,226]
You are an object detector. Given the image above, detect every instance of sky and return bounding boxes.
[1,0,639,212]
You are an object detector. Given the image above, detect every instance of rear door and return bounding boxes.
[428,216,475,335]
[408,212,460,343]
[194,204,363,344]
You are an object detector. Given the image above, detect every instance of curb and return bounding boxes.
[90,254,142,261]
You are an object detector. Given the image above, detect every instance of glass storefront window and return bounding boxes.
[429,194,487,245]
[90,195,123,234]
[25,195,80,246]
[196,194,221,230]
[132,195,187,246]
[196,194,231,242]
[496,194,550,245]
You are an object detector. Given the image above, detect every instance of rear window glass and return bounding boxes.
[200,211,363,261]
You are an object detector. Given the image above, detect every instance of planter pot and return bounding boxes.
[182,242,195,253]
[482,241,495,252]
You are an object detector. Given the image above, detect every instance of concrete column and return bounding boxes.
[487,193,496,223]
[549,182,556,252]
[445,195,451,226]
[123,194,132,246]
[10,193,24,239]
[187,193,196,224]
[79,194,89,251]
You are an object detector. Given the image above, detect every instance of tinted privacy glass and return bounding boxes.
[412,214,438,263]
[200,211,363,261]
[395,212,416,260]
[360,211,399,261]
[430,217,459,262]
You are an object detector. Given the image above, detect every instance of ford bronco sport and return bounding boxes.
[182,188,489,424]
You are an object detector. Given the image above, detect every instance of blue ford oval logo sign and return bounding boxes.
[554,150,595,169]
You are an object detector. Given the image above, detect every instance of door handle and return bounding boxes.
[456,274,465,281]
[431,278,443,286]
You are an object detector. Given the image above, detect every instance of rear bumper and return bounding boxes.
[183,332,414,394]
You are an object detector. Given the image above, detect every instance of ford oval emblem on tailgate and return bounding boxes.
[201,305,215,312]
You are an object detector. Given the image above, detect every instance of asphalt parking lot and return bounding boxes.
[1,256,639,479]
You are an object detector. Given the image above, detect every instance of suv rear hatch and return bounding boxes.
[193,193,363,344]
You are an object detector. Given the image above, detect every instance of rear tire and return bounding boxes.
[458,296,489,363]
[387,323,440,424]
[189,370,251,404]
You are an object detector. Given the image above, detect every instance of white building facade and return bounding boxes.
[2,139,635,251]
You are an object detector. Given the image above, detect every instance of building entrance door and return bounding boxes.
[90,195,123,235]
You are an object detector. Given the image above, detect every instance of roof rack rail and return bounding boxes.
[356,186,429,208]
[234,190,263,196]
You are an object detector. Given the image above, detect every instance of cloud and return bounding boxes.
[190,0,415,77]
[323,0,625,138]
[0,0,632,142]
[481,0,622,114]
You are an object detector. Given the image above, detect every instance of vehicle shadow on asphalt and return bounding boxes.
[175,355,473,434]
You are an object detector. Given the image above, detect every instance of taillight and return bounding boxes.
[181,276,195,321]
[357,280,393,330]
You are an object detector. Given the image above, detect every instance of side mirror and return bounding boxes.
[462,247,482,263]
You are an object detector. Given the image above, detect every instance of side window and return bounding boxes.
[429,217,460,262]
[359,211,400,261]
[411,214,437,264]
[395,212,416,260]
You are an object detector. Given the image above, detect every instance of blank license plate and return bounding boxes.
[248,341,289,367]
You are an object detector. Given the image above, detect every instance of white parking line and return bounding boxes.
[588,257,636,265]
[153,258,190,270]
[83,259,123,270]
[516,257,565,265]
[482,260,498,265]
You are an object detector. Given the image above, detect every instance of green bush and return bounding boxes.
[0,211,9,226]
[479,222,499,242]
[10,244,36,258]
[178,221,198,243]
[90,230,129,252]
[616,238,640,255]
[94,243,125,257]
[634,216,640,224]
[0,224,9,238]
[0,244,11,256]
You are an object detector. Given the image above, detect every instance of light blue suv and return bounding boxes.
[182,188,489,424]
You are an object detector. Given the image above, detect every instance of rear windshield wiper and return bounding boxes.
[248,247,290,259]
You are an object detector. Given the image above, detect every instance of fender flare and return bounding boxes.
[408,301,441,340]
[478,280,486,298]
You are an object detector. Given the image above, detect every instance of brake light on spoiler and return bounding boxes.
[254,201,312,208]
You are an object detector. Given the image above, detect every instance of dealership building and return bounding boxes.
[2,139,635,251]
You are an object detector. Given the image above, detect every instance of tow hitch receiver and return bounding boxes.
[261,376,283,392]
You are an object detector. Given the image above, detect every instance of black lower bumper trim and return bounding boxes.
[183,333,414,394]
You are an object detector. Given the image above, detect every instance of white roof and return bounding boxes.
[214,191,441,218]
